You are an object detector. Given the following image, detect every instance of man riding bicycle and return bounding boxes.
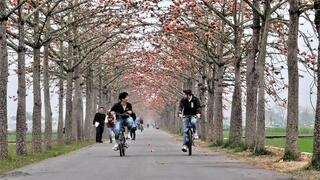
[110,92,134,151]
[178,90,201,152]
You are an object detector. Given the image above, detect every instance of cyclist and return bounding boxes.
[178,89,201,152]
[110,92,134,151]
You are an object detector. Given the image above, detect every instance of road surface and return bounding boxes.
[1,129,296,180]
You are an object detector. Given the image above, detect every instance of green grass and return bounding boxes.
[8,133,58,142]
[0,141,94,174]
[223,126,314,138]
[221,127,314,153]
[265,137,313,153]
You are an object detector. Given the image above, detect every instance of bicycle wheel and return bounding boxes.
[119,144,123,157]
[188,129,192,156]
[119,132,124,157]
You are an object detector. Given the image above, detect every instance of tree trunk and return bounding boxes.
[57,70,64,144]
[65,43,73,144]
[245,0,260,149]
[311,0,320,169]
[72,49,83,142]
[212,64,224,144]
[32,2,42,152]
[16,0,27,156]
[43,38,52,150]
[207,66,214,142]
[284,0,300,160]
[57,41,64,144]
[254,1,271,153]
[0,0,8,160]
[199,63,208,140]
[85,64,93,140]
[229,17,243,143]
[90,88,98,138]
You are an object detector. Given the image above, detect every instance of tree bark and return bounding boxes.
[85,64,93,140]
[199,63,208,140]
[72,46,83,142]
[43,36,52,150]
[284,0,300,160]
[57,41,64,144]
[229,12,243,143]
[0,0,8,160]
[254,0,271,153]
[16,0,27,156]
[207,66,214,142]
[245,0,260,149]
[57,74,64,144]
[32,1,42,152]
[212,64,224,144]
[65,42,73,144]
[311,0,320,169]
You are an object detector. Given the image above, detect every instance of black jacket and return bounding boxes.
[110,102,133,119]
[93,113,106,127]
[178,96,201,116]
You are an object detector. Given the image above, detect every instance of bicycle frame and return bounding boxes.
[118,126,126,157]
[183,115,196,156]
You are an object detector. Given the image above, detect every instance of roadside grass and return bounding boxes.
[163,127,319,179]
[0,141,94,174]
[222,127,314,153]
[8,133,58,142]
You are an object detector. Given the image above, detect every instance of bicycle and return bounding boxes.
[118,125,126,157]
[183,115,197,156]
[113,112,131,157]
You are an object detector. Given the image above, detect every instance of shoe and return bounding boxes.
[127,133,132,140]
[181,145,187,152]
[194,132,199,140]
[112,143,119,151]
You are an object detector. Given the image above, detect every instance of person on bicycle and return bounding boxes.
[110,92,134,151]
[178,89,201,152]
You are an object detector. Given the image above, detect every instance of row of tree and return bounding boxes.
[136,0,319,169]
[0,0,153,159]
[0,0,319,171]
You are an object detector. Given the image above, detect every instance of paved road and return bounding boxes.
[1,129,295,180]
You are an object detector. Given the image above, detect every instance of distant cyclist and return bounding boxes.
[110,92,134,151]
[178,90,201,152]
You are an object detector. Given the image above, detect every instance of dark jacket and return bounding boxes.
[93,113,106,127]
[178,96,201,116]
[106,115,115,128]
[110,102,133,119]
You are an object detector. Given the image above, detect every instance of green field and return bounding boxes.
[265,137,313,153]
[223,126,314,138]
[223,127,314,153]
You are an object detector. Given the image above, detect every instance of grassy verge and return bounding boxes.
[8,133,58,142]
[0,141,94,174]
[205,143,319,180]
